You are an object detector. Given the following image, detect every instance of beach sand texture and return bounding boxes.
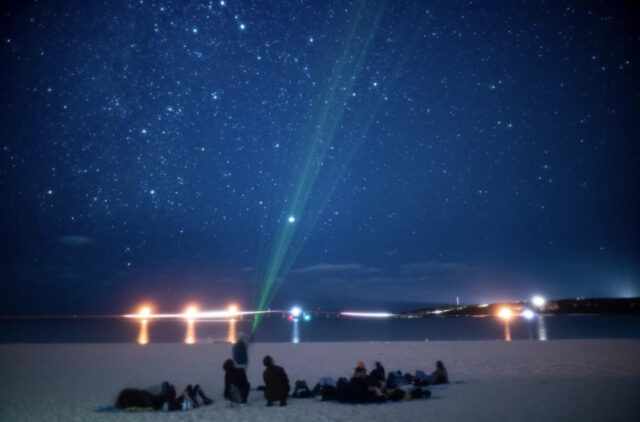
[1,339,639,421]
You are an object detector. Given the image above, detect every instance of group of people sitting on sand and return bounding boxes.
[114,334,448,411]
[312,359,448,404]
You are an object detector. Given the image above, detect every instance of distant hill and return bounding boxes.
[403,297,640,317]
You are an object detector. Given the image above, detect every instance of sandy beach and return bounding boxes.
[1,339,639,421]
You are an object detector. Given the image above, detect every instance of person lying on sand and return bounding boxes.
[115,381,213,411]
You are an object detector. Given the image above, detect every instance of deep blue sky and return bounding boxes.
[1,0,638,315]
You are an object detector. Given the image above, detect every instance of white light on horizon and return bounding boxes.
[521,309,535,320]
[340,311,394,318]
[532,295,546,307]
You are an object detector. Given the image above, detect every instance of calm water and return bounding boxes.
[1,315,639,343]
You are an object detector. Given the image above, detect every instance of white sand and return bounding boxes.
[1,339,639,421]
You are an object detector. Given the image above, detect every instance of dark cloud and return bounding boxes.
[292,263,381,276]
[401,260,469,274]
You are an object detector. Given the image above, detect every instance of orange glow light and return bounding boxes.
[497,307,513,319]
[227,304,239,316]
[139,306,152,317]
[184,305,199,320]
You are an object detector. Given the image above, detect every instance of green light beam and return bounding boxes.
[252,0,427,332]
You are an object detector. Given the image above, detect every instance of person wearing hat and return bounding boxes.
[351,361,367,379]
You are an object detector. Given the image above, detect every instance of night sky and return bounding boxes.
[1,0,638,316]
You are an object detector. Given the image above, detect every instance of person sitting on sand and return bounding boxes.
[351,361,367,379]
[223,359,250,404]
[232,332,248,369]
[115,381,212,411]
[369,361,386,385]
[430,360,449,384]
[263,355,290,406]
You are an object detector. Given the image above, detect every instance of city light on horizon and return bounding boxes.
[497,307,513,320]
[125,303,267,320]
[340,311,394,318]
[532,295,547,307]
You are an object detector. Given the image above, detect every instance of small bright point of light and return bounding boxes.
[220,0,226,5]
[373,81,378,87]
[497,307,513,319]
[303,313,311,322]
[308,37,314,43]
[239,23,246,30]
[521,309,535,320]
[532,295,546,307]
[149,189,156,195]
[192,28,198,34]
[288,216,295,223]
[141,128,147,134]
[139,306,152,317]
[290,306,302,318]
[227,304,239,316]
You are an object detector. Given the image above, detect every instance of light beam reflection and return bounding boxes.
[504,320,511,341]
[184,319,196,344]
[228,319,237,344]
[292,319,300,344]
[137,319,149,345]
[537,315,548,341]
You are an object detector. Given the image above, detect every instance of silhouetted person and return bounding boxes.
[369,361,385,384]
[430,360,449,384]
[223,359,250,403]
[232,332,248,369]
[350,361,367,379]
[115,381,212,411]
[262,355,290,406]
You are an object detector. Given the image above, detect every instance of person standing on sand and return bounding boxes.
[263,355,290,406]
[232,332,248,369]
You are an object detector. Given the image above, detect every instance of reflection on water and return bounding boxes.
[503,320,511,341]
[136,318,241,345]
[292,319,300,343]
[137,319,149,345]
[185,319,196,344]
[537,316,548,341]
[228,319,237,343]
[118,314,640,345]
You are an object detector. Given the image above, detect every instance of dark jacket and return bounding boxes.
[263,364,290,402]
[369,362,385,385]
[223,360,250,402]
[232,340,248,366]
[431,366,448,384]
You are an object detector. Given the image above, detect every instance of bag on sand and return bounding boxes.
[320,385,338,401]
[292,380,313,398]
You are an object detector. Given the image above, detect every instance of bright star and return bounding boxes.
[288,216,295,223]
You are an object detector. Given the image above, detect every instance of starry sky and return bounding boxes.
[1,0,638,315]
